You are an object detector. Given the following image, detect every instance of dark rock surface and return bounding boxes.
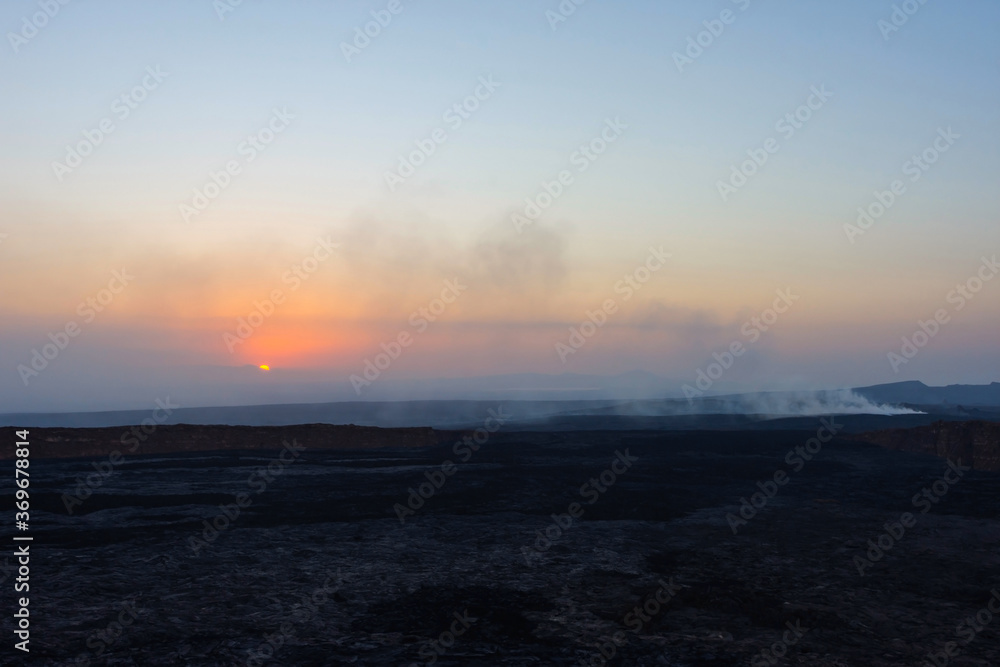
[0,424,439,460]
[3,425,999,665]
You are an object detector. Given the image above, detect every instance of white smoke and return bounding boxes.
[586,389,926,419]
[723,389,924,417]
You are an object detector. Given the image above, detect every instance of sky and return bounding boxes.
[1,0,998,411]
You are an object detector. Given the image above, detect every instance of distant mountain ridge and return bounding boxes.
[2,380,998,429]
[853,381,1000,407]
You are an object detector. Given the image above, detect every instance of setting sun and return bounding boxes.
[259,365,270,371]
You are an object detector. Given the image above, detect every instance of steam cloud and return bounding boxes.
[603,389,926,418]
[722,389,924,417]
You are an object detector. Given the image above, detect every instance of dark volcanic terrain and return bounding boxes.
[3,423,999,665]
[0,424,438,460]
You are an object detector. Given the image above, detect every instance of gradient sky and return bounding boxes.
[1,0,998,411]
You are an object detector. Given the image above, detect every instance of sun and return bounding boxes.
[259,364,270,371]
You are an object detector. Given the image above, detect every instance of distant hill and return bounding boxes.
[0,399,619,430]
[5,381,998,430]
[853,381,1000,407]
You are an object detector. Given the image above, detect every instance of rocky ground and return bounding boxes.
[3,423,999,665]
[0,424,439,460]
